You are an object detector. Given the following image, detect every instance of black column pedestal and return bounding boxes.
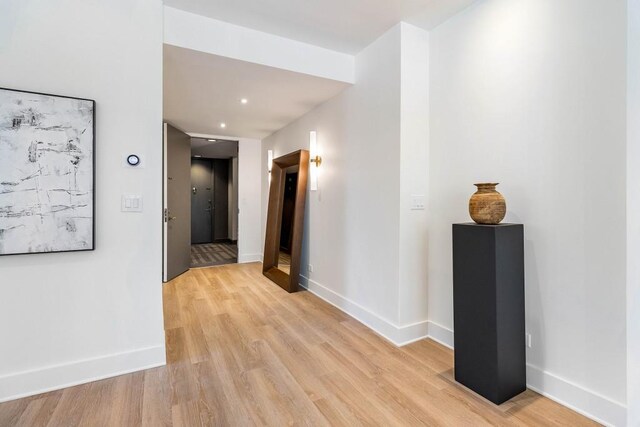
[453,223,526,404]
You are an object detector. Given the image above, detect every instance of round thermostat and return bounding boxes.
[127,154,140,166]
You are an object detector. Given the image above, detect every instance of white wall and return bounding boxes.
[262,23,430,344]
[0,0,165,401]
[262,23,401,328]
[398,24,430,326]
[628,0,640,424]
[238,138,263,263]
[428,1,627,424]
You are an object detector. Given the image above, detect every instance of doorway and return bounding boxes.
[163,123,192,282]
[189,139,239,268]
[163,128,240,280]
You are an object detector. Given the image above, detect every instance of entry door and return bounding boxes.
[191,158,214,244]
[163,123,191,282]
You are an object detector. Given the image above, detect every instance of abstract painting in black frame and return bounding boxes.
[0,87,95,256]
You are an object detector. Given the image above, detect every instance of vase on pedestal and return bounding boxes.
[468,183,506,225]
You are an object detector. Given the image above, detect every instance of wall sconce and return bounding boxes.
[309,131,321,191]
[267,149,273,174]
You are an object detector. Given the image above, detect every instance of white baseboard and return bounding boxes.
[423,322,626,426]
[0,345,166,403]
[299,276,626,426]
[415,322,626,426]
[4,272,624,425]
[426,320,454,349]
[238,253,262,263]
[526,364,626,427]
[299,275,428,346]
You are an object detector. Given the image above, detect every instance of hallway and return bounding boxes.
[0,263,597,426]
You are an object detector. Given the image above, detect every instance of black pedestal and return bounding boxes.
[452,223,526,404]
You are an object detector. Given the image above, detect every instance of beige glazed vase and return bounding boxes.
[468,183,506,225]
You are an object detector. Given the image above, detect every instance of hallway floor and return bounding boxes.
[190,241,237,268]
[0,263,598,426]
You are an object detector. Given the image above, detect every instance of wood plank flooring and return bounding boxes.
[0,263,599,426]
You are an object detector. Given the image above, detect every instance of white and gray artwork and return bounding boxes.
[0,88,95,255]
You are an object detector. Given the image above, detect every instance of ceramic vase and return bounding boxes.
[468,183,506,225]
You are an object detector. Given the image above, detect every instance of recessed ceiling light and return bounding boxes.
[207,139,217,142]
[220,122,226,128]
[240,98,248,104]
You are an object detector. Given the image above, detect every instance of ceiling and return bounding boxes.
[163,0,477,54]
[163,45,350,139]
[191,138,238,158]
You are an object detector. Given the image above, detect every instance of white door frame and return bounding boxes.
[162,122,168,282]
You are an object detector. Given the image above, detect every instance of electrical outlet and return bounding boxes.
[308,264,314,273]
[526,333,532,348]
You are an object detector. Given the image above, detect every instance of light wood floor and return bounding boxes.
[0,263,599,426]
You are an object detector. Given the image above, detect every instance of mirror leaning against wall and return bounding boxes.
[262,150,310,292]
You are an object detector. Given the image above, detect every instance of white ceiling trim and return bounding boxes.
[164,6,355,84]
[163,0,478,54]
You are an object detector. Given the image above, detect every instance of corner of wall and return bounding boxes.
[299,275,428,346]
[397,19,430,326]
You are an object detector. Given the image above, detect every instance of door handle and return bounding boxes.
[169,216,177,221]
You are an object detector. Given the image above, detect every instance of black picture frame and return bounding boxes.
[0,87,96,256]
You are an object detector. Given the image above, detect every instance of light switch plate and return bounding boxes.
[122,195,143,212]
[411,195,426,210]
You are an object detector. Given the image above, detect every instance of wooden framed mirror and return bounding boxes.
[263,149,310,292]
